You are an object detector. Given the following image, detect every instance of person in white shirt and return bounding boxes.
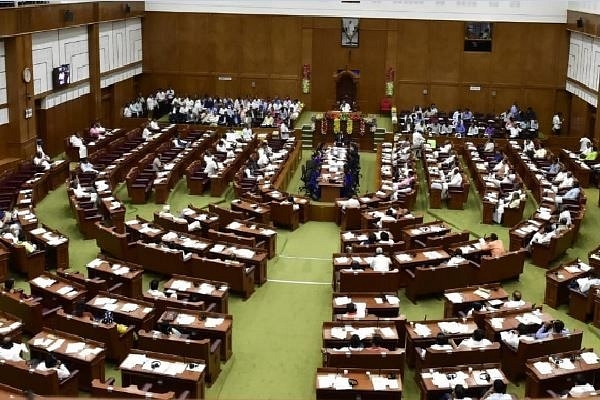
[552,112,562,135]
[459,329,492,348]
[579,136,592,153]
[0,338,27,361]
[80,159,99,174]
[569,374,596,398]
[37,354,71,379]
[142,126,152,140]
[279,121,290,140]
[534,144,548,159]
[483,138,495,153]
[482,379,512,400]
[33,151,51,171]
[204,157,218,175]
[340,196,360,209]
[152,154,163,172]
[36,139,48,159]
[412,130,425,156]
[370,247,391,271]
[69,133,87,159]
[440,168,463,199]
[503,290,526,308]
[147,279,166,298]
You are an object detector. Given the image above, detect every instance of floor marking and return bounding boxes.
[268,279,330,285]
[278,255,331,261]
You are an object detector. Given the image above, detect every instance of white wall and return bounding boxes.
[567,31,600,106]
[32,26,89,95]
[146,0,568,23]
[99,17,143,74]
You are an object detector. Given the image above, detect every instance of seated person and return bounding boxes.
[483,138,495,153]
[152,153,163,172]
[452,384,473,400]
[147,279,165,298]
[204,156,219,176]
[430,333,452,350]
[481,233,506,257]
[527,224,556,251]
[72,300,94,320]
[458,328,492,348]
[281,196,300,211]
[142,125,152,140]
[378,231,394,245]
[0,337,27,361]
[149,119,160,131]
[503,290,525,308]
[482,379,512,400]
[37,354,71,379]
[3,278,16,293]
[431,168,462,199]
[79,158,99,174]
[261,113,274,127]
[33,151,51,171]
[339,195,360,209]
[555,181,581,204]
[366,334,386,351]
[500,322,530,349]
[370,247,392,272]
[447,248,465,266]
[348,334,364,351]
[172,133,188,148]
[574,273,600,294]
[569,373,596,398]
[584,145,598,161]
[215,139,228,153]
[535,319,568,339]
[279,121,290,140]
[466,301,487,317]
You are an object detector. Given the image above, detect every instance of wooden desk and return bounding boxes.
[525,349,600,398]
[29,273,87,314]
[483,310,553,341]
[415,340,501,371]
[416,363,508,400]
[322,321,400,351]
[163,275,229,314]
[86,255,144,299]
[0,310,23,342]
[91,379,176,399]
[28,328,106,391]
[28,226,69,270]
[319,182,344,203]
[230,199,271,225]
[158,308,233,361]
[321,348,405,379]
[0,289,59,334]
[332,292,399,318]
[119,349,205,399]
[545,260,591,309]
[443,284,509,318]
[86,292,156,331]
[400,222,451,249]
[405,318,478,368]
[0,242,9,282]
[315,367,402,400]
[223,220,277,259]
[205,242,268,285]
[0,357,79,396]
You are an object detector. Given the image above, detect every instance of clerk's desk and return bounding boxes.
[29,273,87,314]
[157,307,233,361]
[163,275,229,314]
[137,329,221,385]
[222,220,277,259]
[86,292,156,331]
[28,224,69,271]
[55,309,135,363]
[405,318,478,368]
[28,328,106,391]
[315,367,402,400]
[322,321,400,350]
[443,283,509,318]
[501,329,583,381]
[525,349,600,398]
[483,309,554,341]
[415,338,501,371]
[545,259,593,309]
[321,347,406,380]
[86,254,144,299]
[416,363,509,400]
[91,378,176,399]
[119,349,205,399]
[332,292,400,318]
[0,289,60,334]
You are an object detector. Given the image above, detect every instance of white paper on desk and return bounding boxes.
[379,327,395,338]
[125,220,139,226]
[103,303,118,311]
[581,352,599,364]
[330,327,348,340]
[30,228,47,235]
[65,342,86,354]
[33,338,51,347]
[335,257,349,264]
[445,292,463,303]
[356,327,375,340]
[342,232,354,240]
[396,253,412,262]
[386,295,400,305]
[165,362,187,376]
[431,372,450,388]
[94,297,117,306]
[565,266,581,274]
[234,249,255,259]
[334,296,352,306]
[317,375,335,389]
[488,299,504,307]
[121,303,139,312]
[205,317,224,328]
[87,258,103,268]
[31,277,55,288]
[387,378,399,389]
[558,359,576,370]
[357,235,368,242]
[65,290,78,298]
[414,323,432,336]
[438,321,469,334]
[211,244,226,253]
[227,221,242,229]
[8,322,21,330]
[351,257,363,263]
[175,314,196,325]
[424,251,443,259]
[580,262,591,271]
[534,361,553,375]
[374,297,384,304]
[113,267,130,275]
[171,280,191,291]
[47,338,64,352]
[490,318,504,329]
[371,376,388,391]
[333,377,352,390]
[199,283,215,295]
[516,313,543,325]
[56,286,73,295]
[261,229,276,235]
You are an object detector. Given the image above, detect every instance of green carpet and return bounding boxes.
[27,133,600,399]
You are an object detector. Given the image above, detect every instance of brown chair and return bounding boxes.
[270,201,299,231]
[469,249,526,284]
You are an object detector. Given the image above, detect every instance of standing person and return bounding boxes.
[552,112,563,135]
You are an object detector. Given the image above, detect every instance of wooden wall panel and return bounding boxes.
[569,95,590,138]
[461,86,490,112]
[430,85,461,112]
[428,21,462,83]
[210,15,242,73]
[396,20,428,82]
[142,12,178,74]
[396,83,426,111]
[490,23,523,84]
[462,53,492,85]
[177,14,211,73]
[241,16,270,75]
[270,16,302,76]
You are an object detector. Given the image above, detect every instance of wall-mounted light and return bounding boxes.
[422,89,428,95]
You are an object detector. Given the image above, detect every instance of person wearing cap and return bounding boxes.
[370,247,391,271]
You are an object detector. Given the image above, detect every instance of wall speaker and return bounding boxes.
[64,9,74,22]
[577,17,584,28]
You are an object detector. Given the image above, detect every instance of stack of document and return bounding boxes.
[175,314,196,325]
[121,303,139,312]
[198,283,215,294]
[32,277,56,288]
[396,254,412,262]
[334,296,352,306]
[413,323,432,336]
[444,292,463,303]
[533,361,553,374]
[87,258,103,268]
[386,295,400,305]
[438,321,469,334]
[204,317,224,328]
[581,352,599,364]
[516,313,543,325]
[170,280,191,291]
